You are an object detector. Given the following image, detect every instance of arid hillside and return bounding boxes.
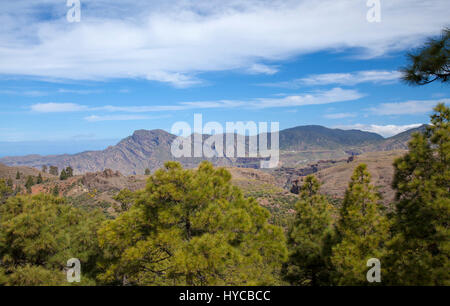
[313,150,406,205]
[0,163,53,180]
[0,125,418,175]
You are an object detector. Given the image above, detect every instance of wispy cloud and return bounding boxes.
[29,88,363,114]
[254,88,363,108]
[260,70,402,88]
[369,99,449,115]
[31,103,88,113]
[58,89,103,95]
[0,1,448,86]
[335,123,423,137]
[324,113,357,119]
[84,115,169,122]
[246,64,279,75]
[0,89,48,97]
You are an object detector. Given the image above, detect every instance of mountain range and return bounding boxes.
[0,125,427,175]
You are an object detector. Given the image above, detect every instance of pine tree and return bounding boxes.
[14,185,22,196]
[98,161,287,286]
[144,168,151,175]
[385,103,449,285]
[24,176,34,194]
[0,194,104,285]
[59,169,68,181]
[51,185,59,197]
[6,178,13,189]
[49,166,59,176]
[15,171,20,180]
[0,179,13,204]
[283,175,335,286]
[65,166,74,178]
[401,28,449,85]
[36,173,43,184]
[41,165,47,173]
[113,188,138,212]
[331,164,389,285]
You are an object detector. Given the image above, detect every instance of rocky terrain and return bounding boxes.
[0,125,423,175]
[0,124,422,221]
[0,148,405,226]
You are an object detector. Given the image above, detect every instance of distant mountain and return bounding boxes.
[0,129,177,175]
[0,125,424,175]
[364,124,428,152]
[279,125,384,150]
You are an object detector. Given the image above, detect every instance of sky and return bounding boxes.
[0,0,449,156]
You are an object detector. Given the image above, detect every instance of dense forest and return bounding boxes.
[0,103,448,286]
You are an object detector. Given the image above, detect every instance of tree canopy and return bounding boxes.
[0,194,104,286]
[385,103,449,285]
[401,28,449,85]
[331,164,389,285]
[98,161,287,285]
[283,175,335,286]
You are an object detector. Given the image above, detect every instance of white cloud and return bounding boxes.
[369,99,450,115]
[335,123,423,137]
[254,88,363,108]
[260,70,402,88]
[324,113,357,119]
[0,1,448,86]
[30,88,363,113]
[58,89,103,95]
[84,115,167,122]
[31,103,88,113]
[246,64,279,75]
[300,71,402,86]
[0,89,48,96]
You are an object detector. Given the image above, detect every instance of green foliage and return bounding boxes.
[98,161,287,286]
[52,185,60,196]
[0,194,105,286]
[15,171,20,180]
[113,188,139,212]
[331,164,389,285]
[144,168,151,175]
[60,169,68,181]
[283,175,335,286]
[66,166,74,178]
[401,28,449,85]
[60,167,74,181]
[25,175,34,194]
[0,102,446,286]
[42,165,48,173]
[0,179,14,204]
[36,173,43,184]
[385,104,450,285]
[6,178,13,189]
[3,265,66,286]
[14,185,22,195]
[49,166,59,176]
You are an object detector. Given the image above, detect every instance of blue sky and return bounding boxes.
[0,0,449,156]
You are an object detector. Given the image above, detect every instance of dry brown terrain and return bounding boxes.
[1,149,407,222]
[314,150,406,205]
[0,163,53,180]
[1,125,421,175]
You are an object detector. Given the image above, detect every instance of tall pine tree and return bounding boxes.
[36,173,43,184]
[331,164,389,285]
[283,175,335,286]
[24,176,34,194]
[98,161,287,286]
[385,103,449,285]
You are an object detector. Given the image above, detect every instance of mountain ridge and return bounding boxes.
[0,125,424,175]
